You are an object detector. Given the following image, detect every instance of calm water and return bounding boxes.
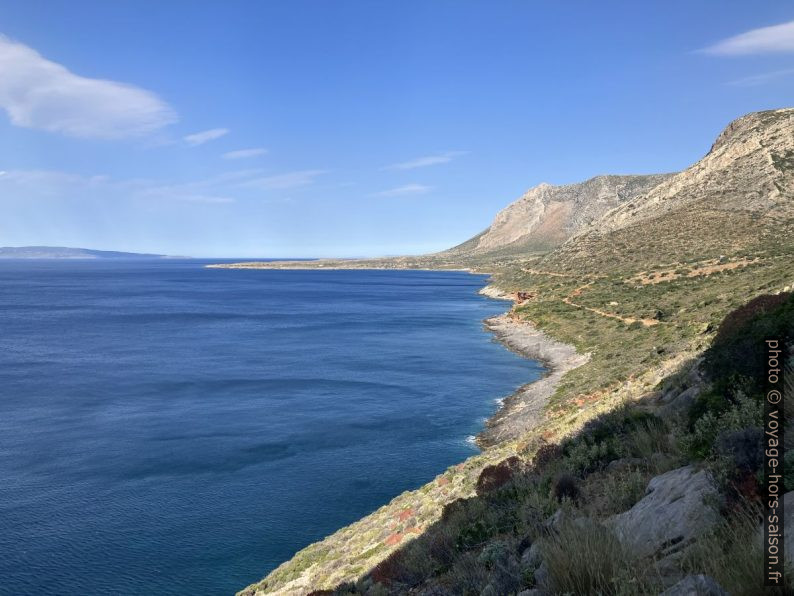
[0,261,540,595]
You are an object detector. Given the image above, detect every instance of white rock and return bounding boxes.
[609,465,720,559]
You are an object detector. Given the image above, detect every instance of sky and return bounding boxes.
[0,1,792,258]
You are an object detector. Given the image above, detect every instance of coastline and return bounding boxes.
[237,273,588,595]
[477,309,590,447]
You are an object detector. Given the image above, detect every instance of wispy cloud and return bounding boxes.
[727,68,794,87]
[384,151,467,170]
[223,148,268,160]
[0,34,176,139]
[0,166,328,205]
[240,169,328,190]
[184,128,229,146]
[701,20,794,55]
[372,184,432,197]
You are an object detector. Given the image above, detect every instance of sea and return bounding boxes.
[0,260,541,595]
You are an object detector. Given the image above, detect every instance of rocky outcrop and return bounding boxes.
[546,108,794,273]
[609,466,720,560]
[444,174,671,256]
[590,109,793,235]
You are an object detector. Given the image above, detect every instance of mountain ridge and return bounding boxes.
[0,246,177,259]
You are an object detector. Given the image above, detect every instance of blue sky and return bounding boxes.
[0,1,792,257]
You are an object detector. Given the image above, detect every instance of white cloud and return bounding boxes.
[0,166,328,205]
[223,148,268,160]
[0,34,176,139]
[372,184,432,197]
[727,68,794,86]
[702,20,794,55]
[184,128,229,146]
[240,169,328,190]
[384,151,467,170]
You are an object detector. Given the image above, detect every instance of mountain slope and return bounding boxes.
[542,108,794,274]
[443,174,672,257]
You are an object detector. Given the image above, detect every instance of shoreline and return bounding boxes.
[229,268,587,594]
[476,307,590,447]
[209,263,586,449]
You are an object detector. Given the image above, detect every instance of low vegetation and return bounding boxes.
[310,294,793,595]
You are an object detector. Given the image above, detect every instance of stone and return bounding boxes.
[521,541,543,570]
[533,561,549,591]
[660,386,700,417]
[609,465,720,559]
[659,574,727,595]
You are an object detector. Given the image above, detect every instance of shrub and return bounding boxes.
[540,520,656,595]
[682,501,794,595]
[703,293,793,399]
[532,442,562,473]
[476,456,520,495]
[715,427,763,474]
[552,473,580,503]
[681,395,762,460]
[477,540,511,570]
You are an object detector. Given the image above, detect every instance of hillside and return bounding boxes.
[443,174,672,257]
[0,246,172,259]
[238,108,793,595]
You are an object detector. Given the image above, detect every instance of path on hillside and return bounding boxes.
[518,269,660,327]
[562,283,659,327]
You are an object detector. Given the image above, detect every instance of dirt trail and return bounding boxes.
[519,268,659,326]
[562,283,659,327]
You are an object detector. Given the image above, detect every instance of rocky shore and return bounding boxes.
[478,312,590,447]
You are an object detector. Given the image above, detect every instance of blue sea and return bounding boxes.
[0,260,541,595]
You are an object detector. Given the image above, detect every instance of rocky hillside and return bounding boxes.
[443,174,671,257]
[237,108,794,595]
[544,108,794,274]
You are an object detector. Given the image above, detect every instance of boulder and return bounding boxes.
[520,541,543,570]
[533,561,549,591]
[658,574,727,595]
[609,465,720,559]
[660,386,700,417]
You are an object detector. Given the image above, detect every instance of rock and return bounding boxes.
[521,541,543,570]
[533,561,550,591]
[660,386,700,417]
[480,584,497,596]
[517,590,545,596]
[686,359,705,385]
[609,465,720,559]
[659,574,727,595]
[544,509,567,533]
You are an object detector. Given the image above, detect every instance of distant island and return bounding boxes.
[0,246,182,259]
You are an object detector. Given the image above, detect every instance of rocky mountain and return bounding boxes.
[544,108,794,273]
[443,173,672,256]
[0,246,172,259]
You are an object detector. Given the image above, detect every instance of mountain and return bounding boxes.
[0,246,173,259]
[443,173,672,257]
[542,107,794,274]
